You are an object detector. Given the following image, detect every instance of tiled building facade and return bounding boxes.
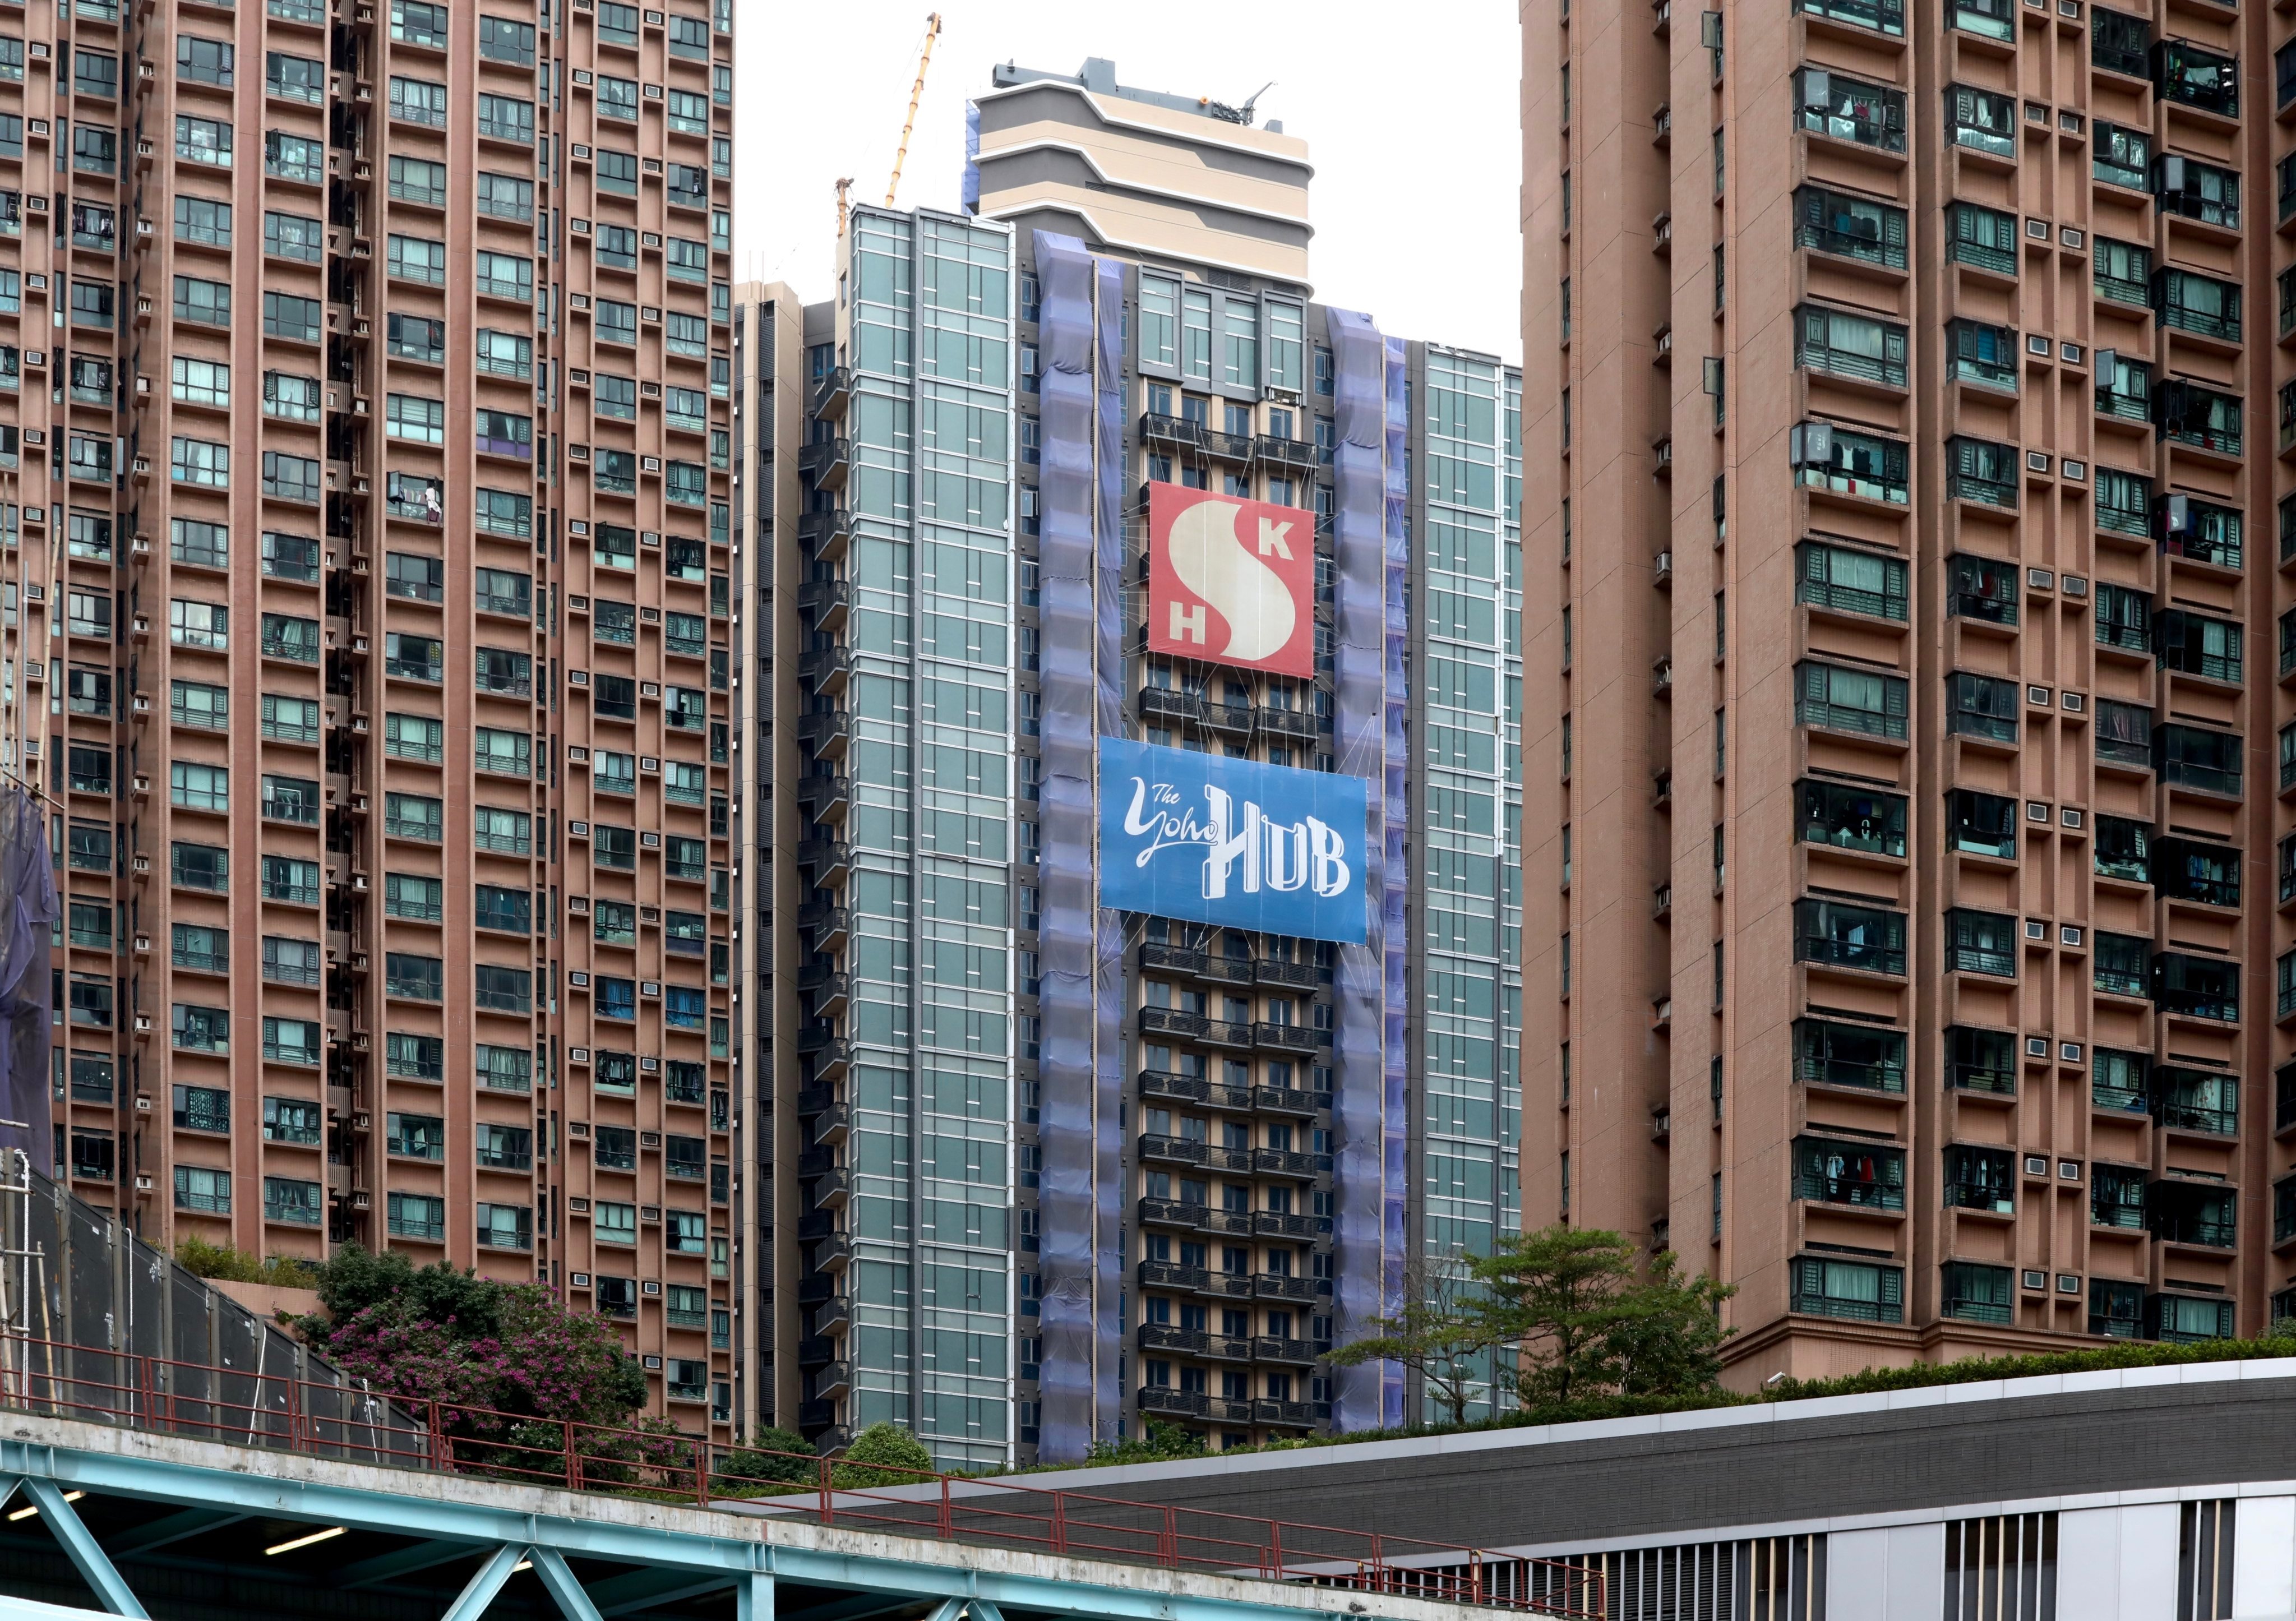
[4,0,741,1428]
[1527,0,2296,1374]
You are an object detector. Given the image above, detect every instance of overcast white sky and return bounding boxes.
[730,1,1524,363]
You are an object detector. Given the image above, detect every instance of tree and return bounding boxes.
[831,1421,937,1489]
[1328,1257,1509,1426]
[714,1426,817,1494]
[1597,1249,1737,1396]
[1475,1226,1644,1405]
[1084,1421,1205,1465]
[295,1247,646,1429]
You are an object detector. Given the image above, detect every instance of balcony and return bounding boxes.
[1252,1400,1324,1430]
[1139,1134,1209,1169]
[1253,1272,1322,1303]
[1137,1262,1211,1301]
[798,708,852,759]
[1138,1006,1208,1041]
[1138,1387,1208,1420]
[1139,1068,1211,1106]
[798,580,852,634]
[800,647,854,697]
[1138,1197,1208,1232]
[795,775,851,825]
[1258,706,1320,743]
[1254,435,1319,474]
[800,903,850,954]
[1254,1021,1323,1056]
[1252,1336,1325,1367]
[1138,686,1208,728]
[802,973,851,1024]
[1137,1324,1207,1356]
[1204,699,1255,737]
[1140,412,1211,454]
[799,507,853,563]
[1254,1084,1331,1117]
[799,437,851,491]
[1252,1211,1325,1240]
[810,366,852,420]
[1255,957,1319,990]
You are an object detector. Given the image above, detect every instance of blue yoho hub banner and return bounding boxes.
[1098,738,1369,944]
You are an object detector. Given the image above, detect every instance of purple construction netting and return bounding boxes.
[1326,307,1389,1433]
[0,784,55,1168]
[962,103,981,214]
[1091,254,1127,1439]
[1380,336,1411,1429]
[1031,229,1100,1461]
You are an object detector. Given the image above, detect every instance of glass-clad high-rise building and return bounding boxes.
[756,60,1521,1466]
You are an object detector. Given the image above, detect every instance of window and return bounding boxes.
[1795,660,1909,738]
[174,195,232,247]
[1793,1019,1906,1092]
[172,1003,229,1054]
[172,842,228,893]
[1795,303,1907,386]
[385,792,444,842]
[385,392,446,444]
[178,35,233,84]
[266,50,322,102]
[385,873,444,922]
[171,679,228,731]
[1946,788,2016,859]
[1945,909,2016,976]
[387,234,446,286]
[1792,1256,1902,1322]
[1793,898,1907,976]
[170,437,229,488]
[478,1206,533,1250]
[170,517,228,569]
[2096,122,2151,189]
[263,451,321,504]
[475,728,532,778]
[172,1083,230,1133]
[261,774,320,824]
[389,75,447,126]
[385,631,443,681]
[475,964,532,1014]
[1797,68,1906,152]
[478,172,535,222]
[264,293,321,342]
[391,0,451,45]
[261,613,320,663]
[264,531,320,583]
[1795,541,1906,621]
[1945,671,2018,741]
[175,1167,230,1214]
[264,131,319,182]
[262,936,320,986]
[387,1192,447,1242]
[480,13,537,62]
[478,93,534,144]
[262,856,320,905]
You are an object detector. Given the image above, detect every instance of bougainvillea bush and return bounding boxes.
[297,1248,648,1439]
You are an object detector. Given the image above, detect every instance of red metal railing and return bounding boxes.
[0,1333,1603,1617]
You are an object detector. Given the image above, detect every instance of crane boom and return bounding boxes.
[884,12,942,207]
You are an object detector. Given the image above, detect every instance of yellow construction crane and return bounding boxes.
[885,13,943,206]
[838,13,941,235]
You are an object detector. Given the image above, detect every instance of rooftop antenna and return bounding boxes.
[1203,81,1274,125]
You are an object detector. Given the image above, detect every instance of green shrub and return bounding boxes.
[831,1421,936,1489]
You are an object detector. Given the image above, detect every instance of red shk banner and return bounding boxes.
[1145,482,1316,680]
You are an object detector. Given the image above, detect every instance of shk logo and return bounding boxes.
[1147,482,1315,679]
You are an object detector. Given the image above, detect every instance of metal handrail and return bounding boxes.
[0,1332,1601,1615]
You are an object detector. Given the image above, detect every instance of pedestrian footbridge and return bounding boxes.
[0,1414,1595,1621]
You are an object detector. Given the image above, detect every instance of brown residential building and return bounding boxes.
[0,0,741,1426]
[1527,0,2296,1375]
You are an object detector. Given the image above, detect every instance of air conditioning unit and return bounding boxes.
[640,1132,662,1149]
[351,1191,371,1211]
